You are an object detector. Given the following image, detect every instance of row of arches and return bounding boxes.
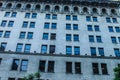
[0,2,118,16]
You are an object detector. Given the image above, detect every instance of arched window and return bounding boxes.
[111,9,116,15]
[102,8,107,14]
[92,8,98,14]
[54,6,59,12]
[64,6,69,12]
[83,7,88,13]
[16,4,21,9]
[25,4,31,10]
[35,4,40,11]
[6,3,12,9]
[0,3,3,8]
[74,7,78,13]
[45,5,50,11]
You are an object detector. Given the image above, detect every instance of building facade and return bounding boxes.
[0,0,120,80]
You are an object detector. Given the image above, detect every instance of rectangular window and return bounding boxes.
[86,16,91,21]
[51,23,57,29]
[32,13,37,18]
[47,61,55,72]
[11,59,20,70]
[66,34,71,41]
[39,60,46,72]
[44,23,50,29]
[0,58,2,64]
[66,62,72,73]
[73,24,78,30]
[52,14,57,19]
[27,32,33,39]
[112,18,117,23]
[66,46,72,55]
[19,32,26,39]
[49,45,55,54]
[41,45,47,53]
[66,24,71,30]
[90,47,96,56]
[74,34,79,41]
[0,42,7,51]
[74,47,80,55]
[45,14,50,19]
[11,12,17,17]
[108,26,114,32]
[25,13,30,18]
[29,22,35,28]
[4,12,10,17]
[16,43,23,52]
[93,17,97,22]
[106,17,111,23]
[50,33,56,40]
[4,31,10,38]
[73,15,77,20]
[89,35,94,42]
[87,25,93,31]
[22,21,28,28]
[94,25,100,31]
[24,44,31,53]
[118,37,120,43]
[1,20,7,27]
[8,78,15,80]
[111,37,117,43]
[96,36,102,43]
[75,62,81,74]
[43,33,48,40]
[115,27,120,33]
[66,15,71,20]
[101,63,108,75]
[20,60,28,71]
[0,31,3,37]
[8,21,14,27]
[114,48,120,57]
[98,48,104,56]
[92,63,99,74]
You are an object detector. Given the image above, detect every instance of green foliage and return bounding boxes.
[114,66,120,80]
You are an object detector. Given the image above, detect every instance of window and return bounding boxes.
[92,63,99,74]
[73,15,77,20]
[52,14,57,19]
[66,34,71,41]
[118,37,120,43]
[16,43,23,52]
[51,23,57,29]
[0,58,2,64]
[89,35,94,42]
[115,27,120,33]
[94,25,100,31]
[93,17,97,22]
[4,12,10,17]
[41,45,47,53]
[24,44,31,53]
[47,61,55,72]
[19,32,26,39]
[11,59,20,70]
[74,34,79,41]
[11,12,17,17]
[44,23,50,29]
[29,22,35,28]
[98,48,104,56]
[8,78,15,80]
[46,14,50,19]
[25,13,30,18]
[4,31,10,38]
[101,63,108,74]
[106,17,111,23]
[111,37,117,43]
[66,46,72,55]
[112,18,117,23]
[90,47,96,56]
[1,20,7,27]
[32,13,37,18]
[74,47,80,55]
[39,60,46,72]
[49,45,55,54]
[27,32,33,39]
[87,25,93,31]
[108,26,114,32]
[96,36,102,43]
[50,33,56,40]
[43,33,48,40]
[22,21,28,28]
[114,48,120,57]
[0,42,7,51]
[66,24,71,30]
[0,31,3,37]
[73,24,78,30]
[20,60,28,71]
[66,62,72,73]
[66,15,71,20]
[8,21,14,27]
[75,62,81,74]
[86,16,91,21]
